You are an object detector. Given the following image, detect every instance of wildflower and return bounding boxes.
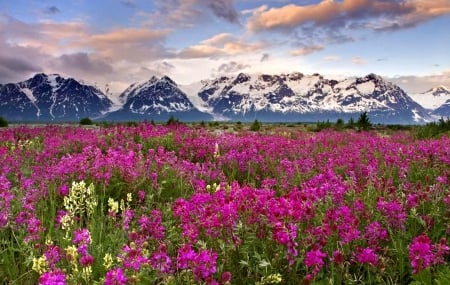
[192,249,218,281]
[108,198,119,215]
[376,198,406,230]
[220,271,232,284]
[432,238,450,265]
[149,249,172,273]
[331,250,344,265]
[39,270,66,285]
[105,267,128,285]
[64,180,97,218]
[409,234,433,274]
[258,273,283,284]
[177,243,196,269]
[364,221,389,248]
[304,248,326,268]
[80,254,95,267]
[103,253,114,270]
[33,256,48,274]
[354,247,378,267]
[44,245,62,269]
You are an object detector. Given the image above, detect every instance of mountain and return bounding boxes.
[187,72,431,124]
[432,99,450,117]
[105,76,213,121]
[409,86,450,110]
[0,73,113,122]
[1,72,445,124]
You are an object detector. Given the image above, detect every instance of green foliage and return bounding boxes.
[79,117,93,125]
[334,118,345,131]
[356,111,372,131]
[0,115,9,127]
[250,119,262,131]
[314,120,333,132]
[347,117,355,129]
[166,115,180,126]
[415,117,450,139]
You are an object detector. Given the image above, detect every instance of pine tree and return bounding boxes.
[356,111,371,131]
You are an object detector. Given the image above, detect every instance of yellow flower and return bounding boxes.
[32,256,47,274]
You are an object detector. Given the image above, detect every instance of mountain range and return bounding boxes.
[0,72,449,124]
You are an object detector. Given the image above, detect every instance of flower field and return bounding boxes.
[0,123,449,284]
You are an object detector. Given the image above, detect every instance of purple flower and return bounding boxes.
[39,270,66,285]
[304,248,326,268]
[73,228,91,245]
[355,247,378,267]
[104,267,127,285]
[192,249,218,281]
[177,243,196,269]
[409,234,433,274]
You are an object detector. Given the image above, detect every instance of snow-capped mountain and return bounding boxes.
[105,76,212,121]
[1,72,445,123]
[0,73,113,121]
[409,86,450,110]
[187,73,431,123]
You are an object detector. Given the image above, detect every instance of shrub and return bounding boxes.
[79,117,93,125]
[250,119,261,131]
[166,115,180,126]
[0,115,8,127]
[356,111,372,131]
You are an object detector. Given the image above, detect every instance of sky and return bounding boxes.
[0,0,449,96]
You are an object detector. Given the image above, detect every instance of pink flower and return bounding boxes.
[39,270,66,285]
[304,248,326,268]
[355,247,378,266]
[104,267,127,285]
[409,234,433,274]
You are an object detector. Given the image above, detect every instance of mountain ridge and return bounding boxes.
[0,72,448,123]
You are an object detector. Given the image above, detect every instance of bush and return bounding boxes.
[356,111,372,131]
[166,115,180,126]
[415,117,450,139]
[250,119,262,131]
[0,116,8,127]
[334,118,345,131]
[79,117,93,125]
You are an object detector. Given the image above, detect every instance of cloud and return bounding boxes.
[388,70,450,93]
[247,1,450,32]
[120,0,135,8]
[217,61,250,73]
[260,53,270,62]
[44,6,60,15]
[178,45,224,59]
[178,33,265,59]
[50,53,114,74]
[149,0,240,27]
[352,56,366,65]
[207,0,239,23]
[323,55,341,62]
[0,54,42,83]
[290,45,324,56]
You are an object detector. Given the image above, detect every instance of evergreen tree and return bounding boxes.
[356,112,371,131]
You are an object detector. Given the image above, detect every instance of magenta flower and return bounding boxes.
[304,248,326,268]
[104,267,127,285]
[409,234,433,274]
[39,270,66,285]
[149,250,172,273]
[355,247,378,267]
[192,249,218,281]
[177,243,196,269]
[73,228,91,245]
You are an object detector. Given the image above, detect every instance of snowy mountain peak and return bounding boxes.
[423,85,450,95]
[1,73,113,121]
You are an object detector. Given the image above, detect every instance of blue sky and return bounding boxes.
[0,0,449,94]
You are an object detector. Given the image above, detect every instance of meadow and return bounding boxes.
[0,123,449,284]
